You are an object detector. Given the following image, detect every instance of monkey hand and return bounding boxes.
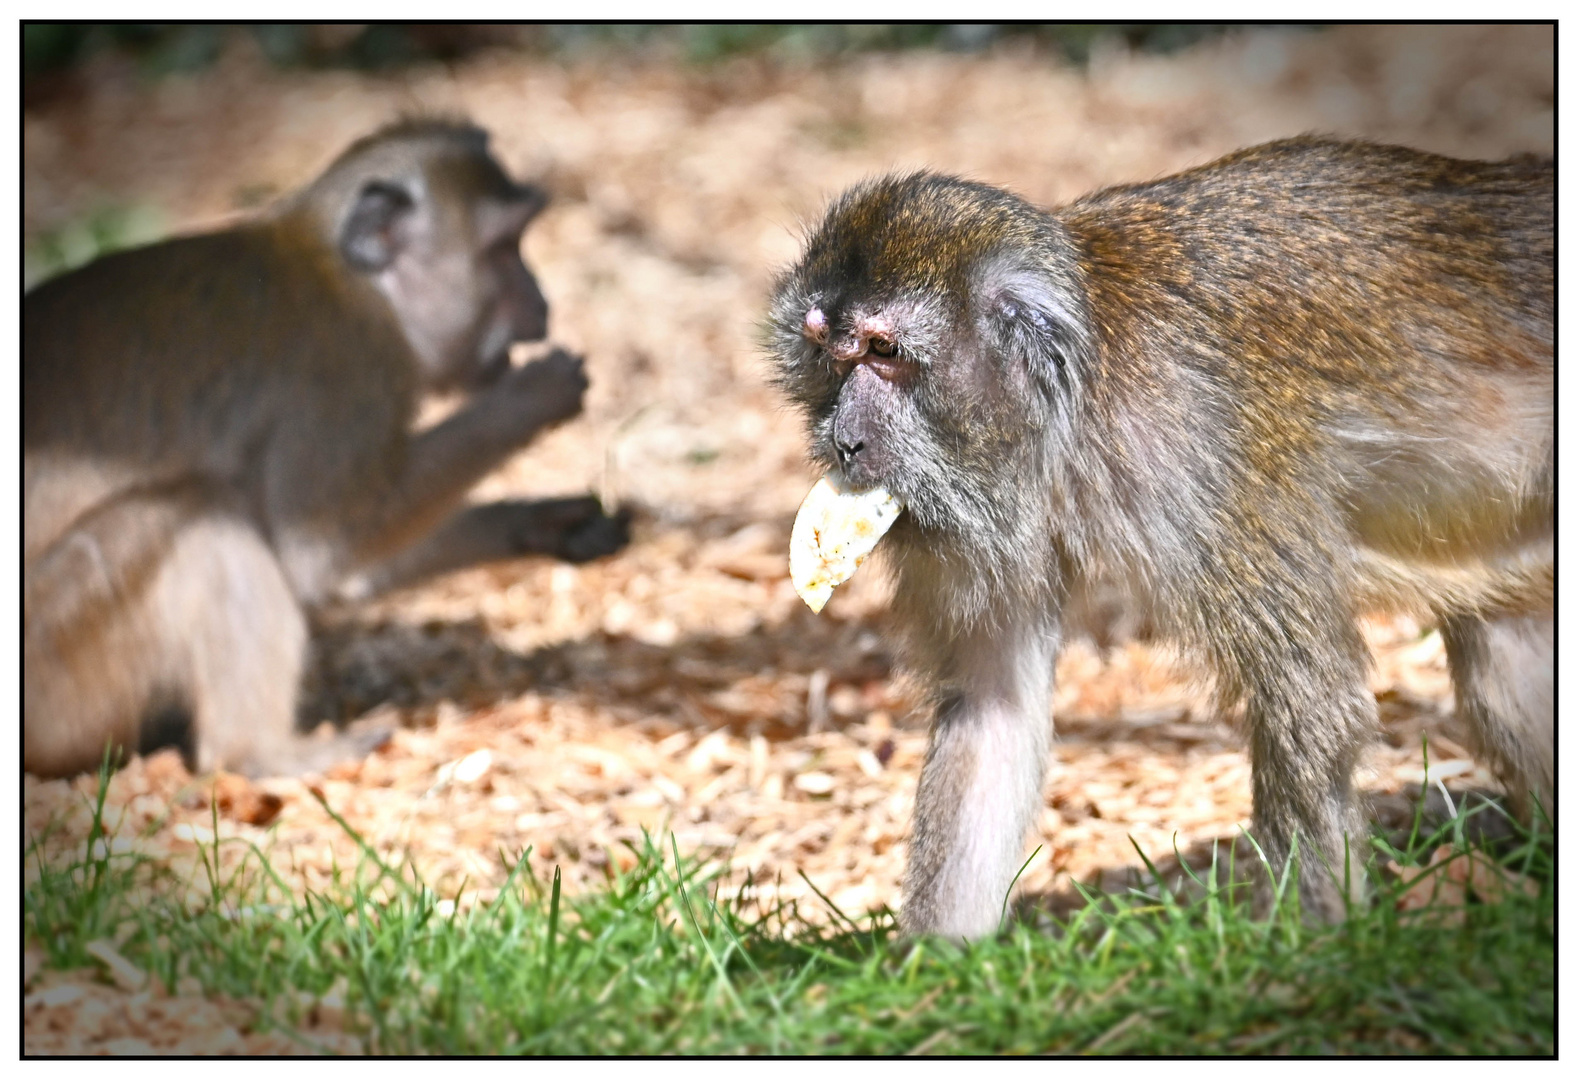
[549,498,632,563]
[494,496,631,562]
[493,347,590,434]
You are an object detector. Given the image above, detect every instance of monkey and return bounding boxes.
[24,119,628,780]
[767,137,1552,939]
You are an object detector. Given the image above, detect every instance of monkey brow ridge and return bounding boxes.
[804,172,1047,300]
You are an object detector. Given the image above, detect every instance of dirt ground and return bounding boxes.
[22,24,1553,1053]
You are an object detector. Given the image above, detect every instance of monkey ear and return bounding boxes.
[341,181,416,272]
[981,267,1089,392]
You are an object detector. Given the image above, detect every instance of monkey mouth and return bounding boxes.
[790,474,905,612]
[830,459,898,497]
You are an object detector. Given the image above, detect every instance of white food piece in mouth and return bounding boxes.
[790,475,905,613]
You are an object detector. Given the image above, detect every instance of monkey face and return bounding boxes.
[410,180,550,394]
[770,279,1040,544]
[461,203,551,390]
[769,172,1091,545]
[335,129,550,393]
[453,167,552,389]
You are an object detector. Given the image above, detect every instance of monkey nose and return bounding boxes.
[835,436,865,464]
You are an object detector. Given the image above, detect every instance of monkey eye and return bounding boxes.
[868,336,899,358]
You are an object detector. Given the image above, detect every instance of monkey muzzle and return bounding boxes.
[789,474,905,613]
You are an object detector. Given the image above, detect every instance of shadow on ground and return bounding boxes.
[304,597,903,740]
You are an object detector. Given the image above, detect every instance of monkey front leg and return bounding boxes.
[901,617,1059,939]
[341,497,630,600]
[362,349,591,564]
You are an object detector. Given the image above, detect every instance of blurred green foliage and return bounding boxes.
[24,23,1294,89]
[24,205,164,291]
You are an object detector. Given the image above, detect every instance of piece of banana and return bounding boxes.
[789,475,904,613]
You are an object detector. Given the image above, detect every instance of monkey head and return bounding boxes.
[769,173,1093,557]
[304,120,551,392]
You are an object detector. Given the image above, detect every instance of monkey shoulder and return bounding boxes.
[24,222,418,520]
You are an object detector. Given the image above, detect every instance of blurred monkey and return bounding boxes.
[25,120,627,779]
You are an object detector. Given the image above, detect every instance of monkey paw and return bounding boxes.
[514,496,630,563]
[503,346,589,428]
[558,503,631,562]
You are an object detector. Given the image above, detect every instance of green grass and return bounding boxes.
[26,775,1553,1055]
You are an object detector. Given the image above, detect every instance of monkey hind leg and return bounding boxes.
[155,517,388,778]
[25,577,171,779]
[24,495,197,778]
[1247,729,1374,924]
[1440,612,1553,823]
[1238,635,1377,924]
